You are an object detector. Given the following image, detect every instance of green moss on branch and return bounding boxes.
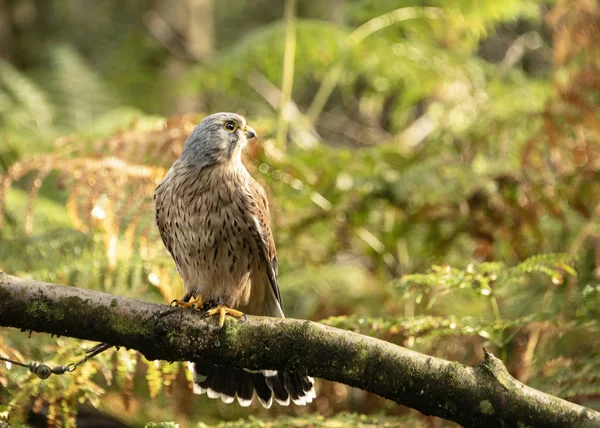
[0,272,598,428]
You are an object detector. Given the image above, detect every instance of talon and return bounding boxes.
[171,299,194,309]
[202,305,245,328]
[171,296,204,310]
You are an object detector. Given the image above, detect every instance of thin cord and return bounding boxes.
[0,342,112,379]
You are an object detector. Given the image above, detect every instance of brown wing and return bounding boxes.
[154,172,174,257]
[154,162,184,274]
[247,177,283,309]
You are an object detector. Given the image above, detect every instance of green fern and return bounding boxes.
[49,45,119,130]
[322,313,538,349]
[512,253,577,281]
[0,60,55,135]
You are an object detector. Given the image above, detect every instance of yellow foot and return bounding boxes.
[202,305,245,328]
[171,295,204,310]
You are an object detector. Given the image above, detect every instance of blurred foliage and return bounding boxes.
[1,0,600,427]
[146,412,425,428]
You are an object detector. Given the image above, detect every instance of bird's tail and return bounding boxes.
[192,362,315,408]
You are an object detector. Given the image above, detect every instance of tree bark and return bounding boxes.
[0,272,598,428]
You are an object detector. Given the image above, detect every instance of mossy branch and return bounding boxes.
[0,272,598,427]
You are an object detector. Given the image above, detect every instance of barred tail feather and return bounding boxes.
[192,363,315,408]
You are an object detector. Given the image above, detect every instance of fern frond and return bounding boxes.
[145,359,164,400]
[56,114,199,168]
[0,60,55,134]
[512,253,577,281]
[1,154,166,254]
[49,46,118,130]
[322,313,537,347]
[115,350,138,412]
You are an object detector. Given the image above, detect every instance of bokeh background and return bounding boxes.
[0,0,599,427]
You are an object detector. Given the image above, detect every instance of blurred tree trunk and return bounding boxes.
[329,0,346,24]
[182,0,214,113]
[0,0,13,60]
[185,0,214,61]
[153,0,214,60]
[152,0,214,113]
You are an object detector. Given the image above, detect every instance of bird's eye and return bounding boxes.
[224,121,237,132]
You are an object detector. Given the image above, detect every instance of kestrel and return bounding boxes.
[154,112,315,408]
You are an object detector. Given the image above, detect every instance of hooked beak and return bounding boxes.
[244,125,257,140]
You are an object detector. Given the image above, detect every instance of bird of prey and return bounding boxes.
[154,112,315,408]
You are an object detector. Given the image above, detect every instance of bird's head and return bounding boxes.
[180,112,258,167]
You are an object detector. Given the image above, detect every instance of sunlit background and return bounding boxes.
[1,0,599,426]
